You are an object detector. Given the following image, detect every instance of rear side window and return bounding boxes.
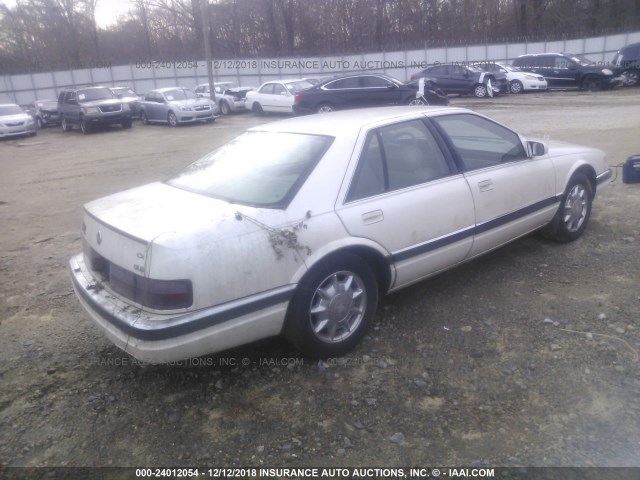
[432,113,527,171]
[347,119,451,202]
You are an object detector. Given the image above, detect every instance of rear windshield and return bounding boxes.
[112,87,136,96]
[77,88,115,102]
[38,101,58,109]
[284,81,314,93]
[168,131,334,208]
[0,105,24,115]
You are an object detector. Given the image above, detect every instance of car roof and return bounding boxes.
[155,87,193,92]
[249,106,467,137]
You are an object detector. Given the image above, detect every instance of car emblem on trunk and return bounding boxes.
[96,231,103,245]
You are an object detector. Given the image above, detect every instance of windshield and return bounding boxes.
[284,81,314,94]
[168,131,334,208]
[112,87,136,96]
[163,89,197,101]
[77,88,115,102]
[571,55,596,66]
[215,82,237,93]
[0,105,24,115]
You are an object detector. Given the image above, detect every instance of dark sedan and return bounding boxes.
[410,64,508,98]
[292,73,448,114]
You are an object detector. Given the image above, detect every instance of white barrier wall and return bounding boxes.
[2,30,640,104]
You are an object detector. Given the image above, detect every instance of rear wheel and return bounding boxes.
[473,83,488,98]
[140,111,149,125]
[167,111,178,127]
[540,173,593,243]
[36,117,43,129]
[284,253,378,358]
[510,80,524,94]
[61,117,72,132]
[316,103,335,113]
[624,70,639,86]
[406,96,428,106]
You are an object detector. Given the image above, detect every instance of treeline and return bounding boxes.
[1,0,640,74]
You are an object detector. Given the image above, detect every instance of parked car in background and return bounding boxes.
[139,87,218,126]
[58,86,133,134]
[479,62,548,93]
[110,87,141,118]
[410,63,508,98]
[512,53,617,91]
[293,73,449,114]
[194,82,254,115]
[70,106,610,363]
[25,99,61,128]
[0,103,36,138]
[245,79,315,114]
[612,42,640,86]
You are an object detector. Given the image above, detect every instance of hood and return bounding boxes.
[80,98,122,108]
[544,139,604,157]
[0,113,32,123]
[167,98,212,107]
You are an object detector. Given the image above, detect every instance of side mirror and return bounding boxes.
[386,82,398,89]
[527,141,546,157]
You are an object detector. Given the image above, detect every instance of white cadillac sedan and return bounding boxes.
[244,79,315,114]
[70,107,611,363]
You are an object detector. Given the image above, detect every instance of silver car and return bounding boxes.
[195,82,254,115]
[0,104,36,138]
[139,87,219,126]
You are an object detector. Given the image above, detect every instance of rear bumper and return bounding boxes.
[69,254,292,363]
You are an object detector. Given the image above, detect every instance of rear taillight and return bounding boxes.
[109,263,193,310]
[410,74,417,81]
[294,94,302,103]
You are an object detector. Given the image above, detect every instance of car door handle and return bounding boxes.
[362,210,384,225]
[478,179,494,192]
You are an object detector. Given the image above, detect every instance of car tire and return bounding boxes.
[316,103,335,113]
[473,83,488,98]
[36,117,43,129]
[80,117,90,134]
[122,118,132,129]
[624,70,639,86]
[252,103,264,115]
[219,101,230,115]
[582,75,603,91]
[406,96,428,106]
[167,111,178,127]
[61,117,72,132]
[510,80,524,94]
[141,111,149,125]
[284,252,378,358]
[540,173,593,243]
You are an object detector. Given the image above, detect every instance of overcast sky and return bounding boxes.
[0,0,133,28]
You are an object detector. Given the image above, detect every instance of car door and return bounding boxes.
[359,75,402,107]
[448,66,475,93]
[320,77,361,109]
[64,91,81,125]
[274,83,295,112]
[431,112,556,258]
[254,83,277,112]
[552,56,581,88]
[145,92,161,121]
[336,118,475,290]
[423,65,452,92]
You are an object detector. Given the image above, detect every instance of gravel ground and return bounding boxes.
[1,89,639,470]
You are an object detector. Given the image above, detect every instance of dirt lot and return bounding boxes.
[1,89,640,470]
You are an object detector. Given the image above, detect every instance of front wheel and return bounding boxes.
[540,173,593,243]
[122,118,132,129]
[167,111,178,127]
[284,253,378,358]
[510,80,524,94]
[140,111,149,125]
[623,70,639,86]
[582,76,603,91]
[61,117,72,132]
[80,117,90,134]
[473,83,488,98]
[36,117,43,129]
[252,102,264,115]
[219,101,230,115]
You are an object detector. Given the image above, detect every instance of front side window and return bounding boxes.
[432,113,526,171]
[347,119,451,202]
[259,83,274,94]
[162,89,196,101]
[272,83,287,95]
[361,76,388,88]
[168,132,334,208]
[325,77,361,89]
